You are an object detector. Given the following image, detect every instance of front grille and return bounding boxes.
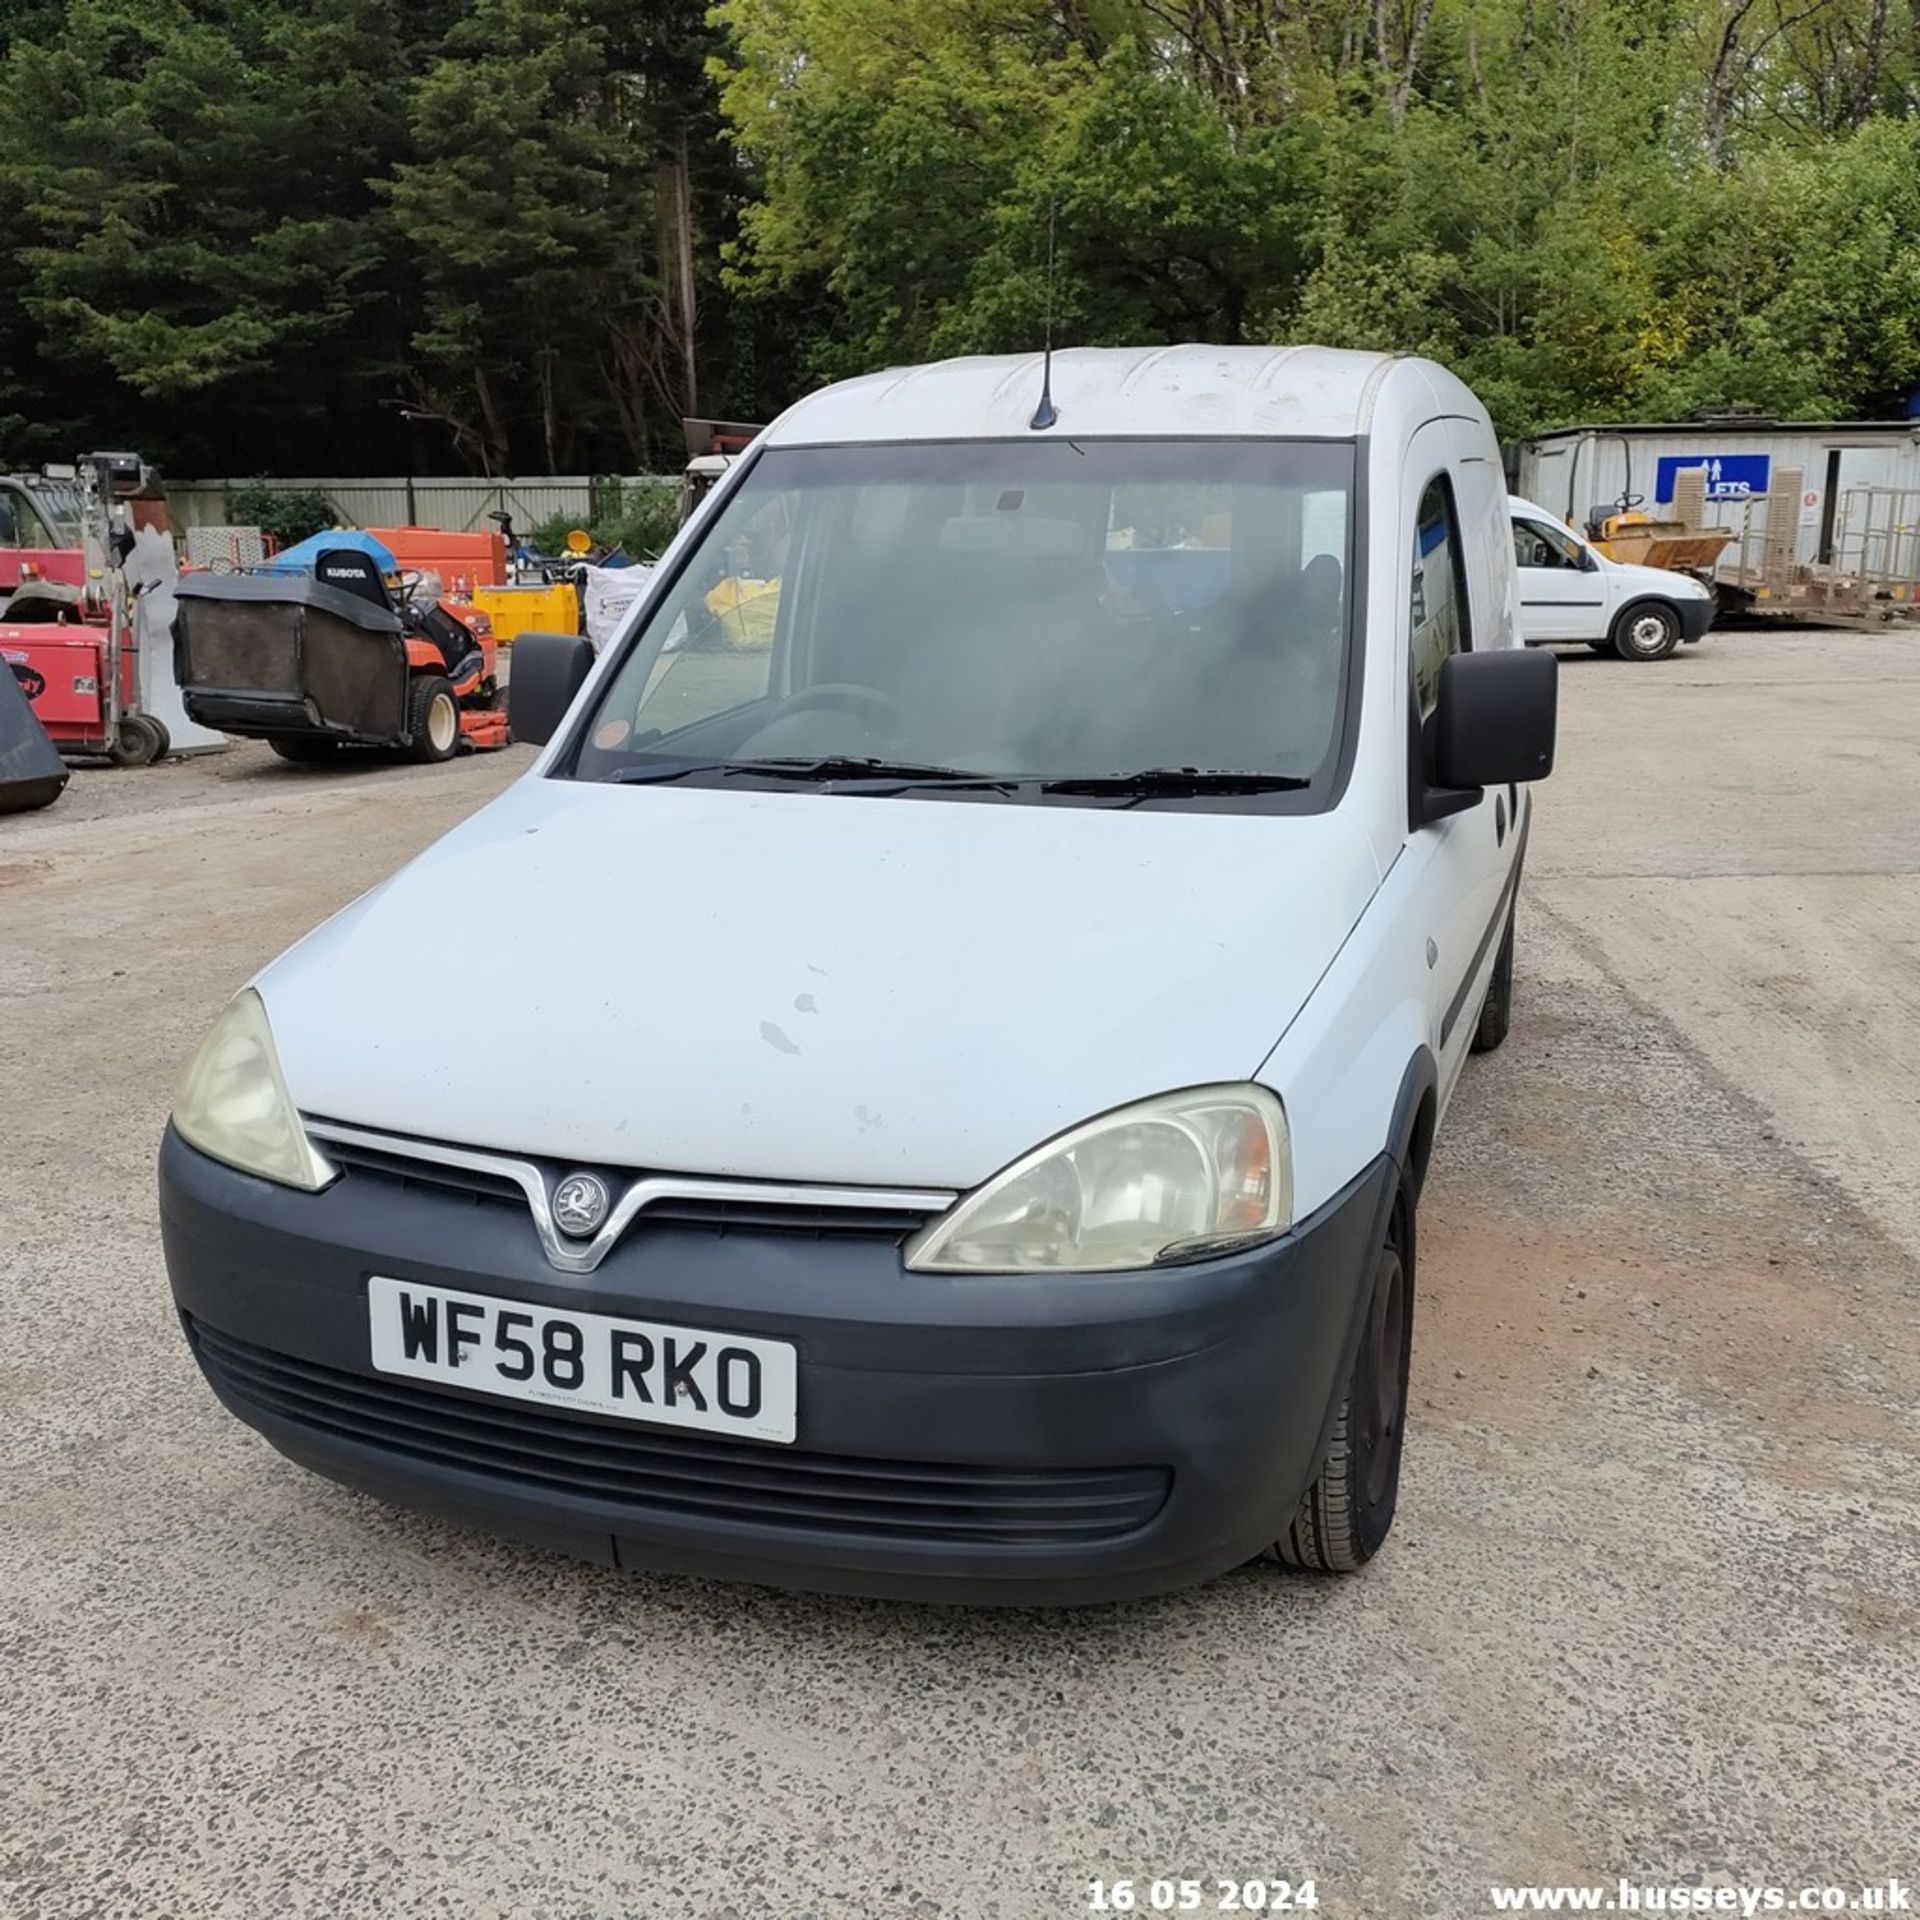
[320,1137,930,1241]
[191,1321,1171,1547]
[324,1138,524,1209]
[632,1194,933,1238]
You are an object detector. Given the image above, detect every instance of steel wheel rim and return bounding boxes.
[1363,1247,1407,1505]
[1629,614,1669,652]
[428,692,457,753]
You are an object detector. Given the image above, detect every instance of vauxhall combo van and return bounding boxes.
[160,347,1556,1602]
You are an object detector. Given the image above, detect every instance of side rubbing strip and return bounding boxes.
[1439,801,1530,1052]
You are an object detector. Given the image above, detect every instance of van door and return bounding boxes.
[1399,425,1513,1109]
[1511,511,1605,644]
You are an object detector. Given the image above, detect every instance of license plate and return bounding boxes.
[366,1276,797,1444]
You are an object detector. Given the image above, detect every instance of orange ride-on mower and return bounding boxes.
[173,546,508,765]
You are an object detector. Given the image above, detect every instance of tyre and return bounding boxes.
[269,735,339,765]
[136,714,170,763]
[1610,602,1681,662]
[1469,905,1515,1054]
[406,674,459,763]
[106,716,159,767]
[1271,1181,1415,1573]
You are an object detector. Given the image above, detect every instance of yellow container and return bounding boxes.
[469,582,580,646]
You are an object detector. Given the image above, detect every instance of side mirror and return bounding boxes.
[507,631,595,746]
[1416,649,1557,825]
[1434,648,1557,792]
[1580,546,1601,572]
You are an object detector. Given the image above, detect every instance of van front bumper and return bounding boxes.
[159,1126,1395,1605]
[1680,594,1717,642]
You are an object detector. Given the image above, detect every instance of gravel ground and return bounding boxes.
[3,630,1917,1919]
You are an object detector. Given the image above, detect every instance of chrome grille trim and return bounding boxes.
[304,1117,955,1276]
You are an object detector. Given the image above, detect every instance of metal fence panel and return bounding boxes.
[165,475,675,535]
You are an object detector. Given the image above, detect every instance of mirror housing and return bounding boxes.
[507,631,596,747]
[1418,648,1557,824]
[1436,647,1557,787]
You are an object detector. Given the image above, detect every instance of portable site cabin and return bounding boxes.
[1514,418,1920,579]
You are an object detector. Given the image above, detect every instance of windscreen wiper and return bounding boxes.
[723,755,1005,785]
[606,755,1017,793]
[1039,767,1313,798]
[604,759,721,785]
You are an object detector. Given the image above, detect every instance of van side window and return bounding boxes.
[1411,475,1470,715]
[1513,517,1582,571]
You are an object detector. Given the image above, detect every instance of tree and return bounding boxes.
[0,0,445,470]
[714,3,1319,379]
[714,0,1920,439]
[3,0,1918,474]
[386,0,761,473]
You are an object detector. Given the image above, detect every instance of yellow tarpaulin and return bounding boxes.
[704,576,781,648]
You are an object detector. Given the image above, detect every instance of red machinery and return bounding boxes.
[173,544,508,764]
[0,454,170,766]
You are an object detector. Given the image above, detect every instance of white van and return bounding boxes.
[160,347,1556,1603]
[1510,493,1716,660]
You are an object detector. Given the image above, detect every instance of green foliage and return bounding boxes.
[2,0,1919,471]
[0,0,410,468]
[384,0,659,472]
[532,480,679,560]
[227,484,337,546]
[716,0,1920,436]
[0,0,763,474]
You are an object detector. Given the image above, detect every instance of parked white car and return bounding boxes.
[160,347,1557,1603]
[1510,493,1716,660]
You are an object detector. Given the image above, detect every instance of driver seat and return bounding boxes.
[314,547,397,615]
[409,598,485,684]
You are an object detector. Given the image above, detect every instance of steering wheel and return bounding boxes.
[777,683,902,728]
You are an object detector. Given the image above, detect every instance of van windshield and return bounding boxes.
[567,439,1357,807]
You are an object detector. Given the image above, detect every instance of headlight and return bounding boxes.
[171,988,336,1191]
[906,1085,1291,1274]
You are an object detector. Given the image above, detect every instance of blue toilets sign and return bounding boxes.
[1655,453,1772,504]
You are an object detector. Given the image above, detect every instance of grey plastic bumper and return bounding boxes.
[159,1126,1395,1604]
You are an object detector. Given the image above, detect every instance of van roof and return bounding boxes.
[765,345,1460,447]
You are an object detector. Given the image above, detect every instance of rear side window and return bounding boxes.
[1411,476,1470,715]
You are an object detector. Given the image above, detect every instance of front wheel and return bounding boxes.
[1611,602,1681,662]
[1271,1182,1415,1573]
[406,674,459,763]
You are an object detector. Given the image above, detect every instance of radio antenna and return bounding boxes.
[1029,195,1059,430]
